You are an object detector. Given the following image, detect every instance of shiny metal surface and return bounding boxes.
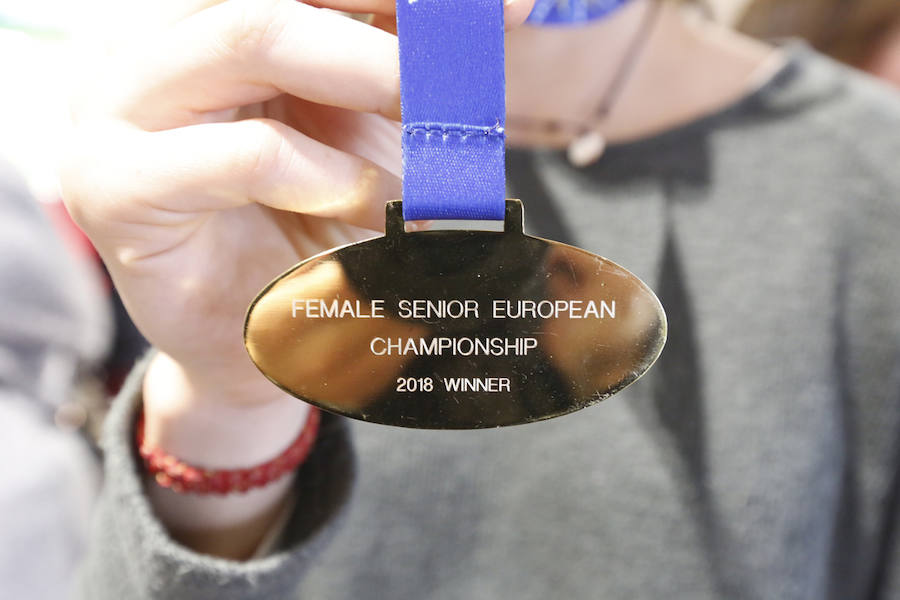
[244,200,666,429]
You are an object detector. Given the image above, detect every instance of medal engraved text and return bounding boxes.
[286,296,619,394]
[292,298,385,318]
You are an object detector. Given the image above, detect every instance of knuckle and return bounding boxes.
[57,131,97,228]
[58,124,138,233]
[238,119,292,187]
[378,61,403,119]
[344,163,383,208]
[225,0,290,63]
[324,161,390,226]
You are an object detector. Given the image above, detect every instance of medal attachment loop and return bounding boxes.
[385,199,523,238]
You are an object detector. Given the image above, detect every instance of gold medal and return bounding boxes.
[244,200,665,428]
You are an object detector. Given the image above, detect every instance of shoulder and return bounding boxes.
[748,42,900,190]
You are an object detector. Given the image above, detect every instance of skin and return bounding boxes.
[60,0,775,559]
[865,18,900,88]
[735,0,900,69]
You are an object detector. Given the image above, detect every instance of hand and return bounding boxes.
[60,0,534,558]
[62,0,534,405]
[62,0,407,405]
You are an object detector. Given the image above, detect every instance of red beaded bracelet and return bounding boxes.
[136,407,320,494]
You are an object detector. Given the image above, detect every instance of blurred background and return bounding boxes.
[0,0,898,597]
[0,0,151,398]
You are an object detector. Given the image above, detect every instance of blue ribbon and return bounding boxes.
[527,0,631,25]
[396,0,506,221]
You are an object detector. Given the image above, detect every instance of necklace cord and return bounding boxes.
[508,0,664,136]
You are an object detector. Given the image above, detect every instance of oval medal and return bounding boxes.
[244,200,666,428]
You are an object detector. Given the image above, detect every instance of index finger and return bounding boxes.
[97,0,535,132]
[154,0,536,28]
[91,0,402,131]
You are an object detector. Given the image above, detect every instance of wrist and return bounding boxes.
[142,352,311,470]
[140,352,315,556]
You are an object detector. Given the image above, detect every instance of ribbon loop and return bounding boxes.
[397,0,507,221]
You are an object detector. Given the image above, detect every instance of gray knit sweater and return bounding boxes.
[78,43,900,599]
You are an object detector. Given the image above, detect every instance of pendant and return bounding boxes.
[567,129,606,167]
[244,200,666,429]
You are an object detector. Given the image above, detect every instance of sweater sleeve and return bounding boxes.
[78,355,356,600]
